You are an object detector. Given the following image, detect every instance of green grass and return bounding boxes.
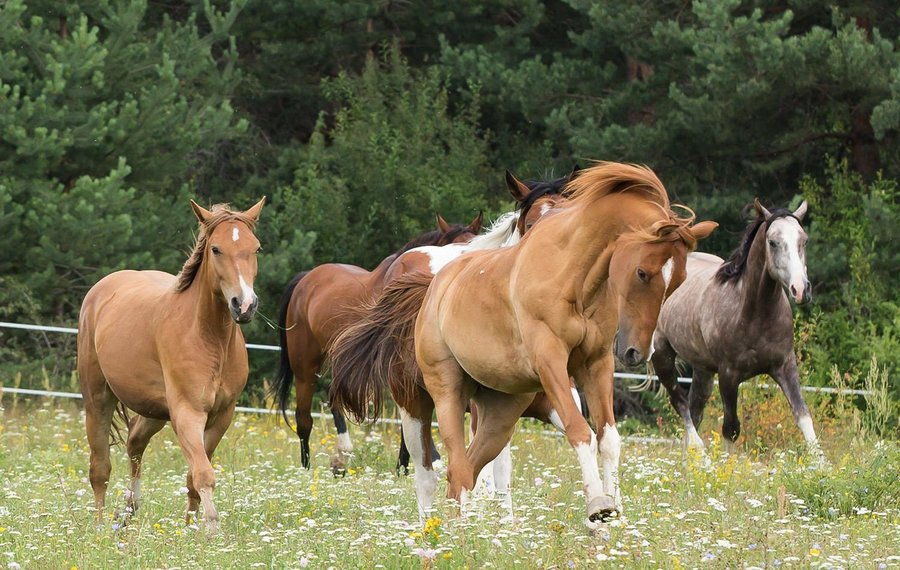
[0,398,897,569]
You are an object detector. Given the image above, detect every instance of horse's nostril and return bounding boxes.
[230,297,240,309]
[790,285,798,296]
[625,347,640,364]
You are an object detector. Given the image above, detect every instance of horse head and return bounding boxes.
[506,168,575,235]
[609,218,718,366]
[436,212,483,245]
[754,199,811,304]
[190,197,266,323]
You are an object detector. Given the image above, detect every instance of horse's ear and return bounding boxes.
[469,211,484,233]
[436,214,452,234]
[689,221,718,241]
[793,200,808,222]
[752,198,772,220]
[244,196,266,222]
[191,199,213,224]
[506,170,530,202]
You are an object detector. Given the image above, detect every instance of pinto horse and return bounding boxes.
[77,198,265,532]
[650,199,824,461]
[273,213,483,473]
[330,163,716,524]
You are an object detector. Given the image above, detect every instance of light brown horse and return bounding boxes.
[275,171,571,474]
[77,198,265,532]
[330,163,716,525]
[273,213,483,472]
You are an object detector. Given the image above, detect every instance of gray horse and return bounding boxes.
[650,199,824,461]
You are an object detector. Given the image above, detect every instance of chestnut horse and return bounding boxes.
[77,198,265,532]
[650,199,824,462]
[330,163,716,524]
[274,213,483,473]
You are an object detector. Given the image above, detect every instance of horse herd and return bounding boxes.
[76,162,823,532]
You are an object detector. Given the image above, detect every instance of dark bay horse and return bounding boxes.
[77,198,265,532]
[330,163,716,525]
[651,199,824,462]
[274,213,483,472]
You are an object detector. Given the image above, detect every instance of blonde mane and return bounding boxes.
[563,162,702,250]
[174,204,259,293]
[562,162,671,210]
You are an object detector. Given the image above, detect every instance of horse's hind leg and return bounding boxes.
[125,415,166,515]
[330,408,353,476]
[467,391,533,521]
[78,352,117,524]
[651,339,703,452]
[718,372,742,454]
[292,349,321,470]
[687,367,715,430]
[398,389,439,523]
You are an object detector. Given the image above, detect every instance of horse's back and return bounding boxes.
[289,263,374,350]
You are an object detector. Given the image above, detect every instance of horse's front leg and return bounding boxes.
[171,405,220,533]
[532,336,614,525]
[771,356,826,466]
[577,353,622,516]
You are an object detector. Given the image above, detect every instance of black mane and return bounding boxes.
[393,225,468,256]
[517,171,574,219]
[715,207,797,284]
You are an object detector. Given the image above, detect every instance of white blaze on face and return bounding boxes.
[766,217,808,301]
[237,272,256,314]
[232,226,240,242]
[661,257,674,291]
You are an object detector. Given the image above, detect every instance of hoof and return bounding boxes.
[332,467,347,478]
[587,495,620,523]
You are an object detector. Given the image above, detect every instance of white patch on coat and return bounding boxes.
[797,414,818,445]
[336,432,353,454]
[493,442,513,519]
[574,432,604,506]
[399,409,437,523]
[232,226,240,242]
[405,244,467,274]
[598,424,621,501]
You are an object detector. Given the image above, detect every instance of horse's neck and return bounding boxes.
[738,227,785,317]
[183,265,236,340]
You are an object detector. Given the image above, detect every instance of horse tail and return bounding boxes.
[271,271,308,431]
[329,272,434,423]
[110,403,130,447]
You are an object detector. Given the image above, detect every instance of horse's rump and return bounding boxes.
[329,271,434,422]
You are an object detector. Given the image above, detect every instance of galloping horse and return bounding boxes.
[275,171,570,473]
[650,199,824,461]
[274,213,483,473]
[77,198,265,532]
[330,163,716,524]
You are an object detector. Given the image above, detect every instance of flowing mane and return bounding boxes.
[466,212,520,250]
[714,207,796,284]
[562,162,670,210]
[174,204,260,293]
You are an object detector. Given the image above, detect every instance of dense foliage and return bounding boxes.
[1,0,897,409]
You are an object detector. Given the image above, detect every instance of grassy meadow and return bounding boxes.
[0,388,897,569]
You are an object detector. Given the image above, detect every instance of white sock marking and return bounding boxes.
[399,409,437,523]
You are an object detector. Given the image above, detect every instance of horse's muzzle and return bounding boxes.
[230,296,258,324]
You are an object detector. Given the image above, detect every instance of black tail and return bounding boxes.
[271,271,308,431]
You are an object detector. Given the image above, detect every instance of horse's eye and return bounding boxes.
[636,268,649,283]
[768,240,778,248]
[256,246,263,254]
[211,246,221,256]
